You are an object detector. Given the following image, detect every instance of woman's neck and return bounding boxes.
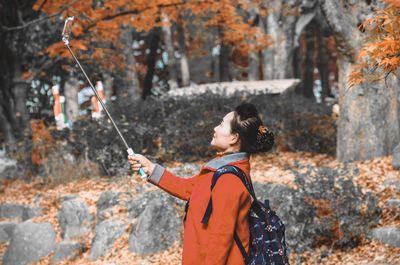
[217,147,241,157]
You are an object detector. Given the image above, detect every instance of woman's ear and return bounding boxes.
[229,133,240,145]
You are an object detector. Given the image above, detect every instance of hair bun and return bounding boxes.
[255,127,274,152]
[232,103,274,154]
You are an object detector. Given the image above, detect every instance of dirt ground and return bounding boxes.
[0,151,399,264]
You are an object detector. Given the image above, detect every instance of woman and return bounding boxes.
[128,103,274,265]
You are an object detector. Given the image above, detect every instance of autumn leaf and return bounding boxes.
[350,3,400,86]
[21,70,33,80]
[383,0,400,8]
[69,39,88,51]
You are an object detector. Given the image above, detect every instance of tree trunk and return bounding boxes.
[102,72,114,102]
[116,27,141,102]
[320,0,400,161]
[11,64,30,138]
[143,28,161,99]
[219,43,231,82]
[302,23,316,99]
[247,9,263,81]
[180,51,191,86]
[248,51,261,81]
[64,73,80,121]
[317,33,330,103]
[177,20,190,86]
[0,104,16,149]
[262,0,298,79]
[337,60,400,161]
[162,13,179,89]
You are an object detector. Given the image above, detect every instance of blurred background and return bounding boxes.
[0,0,399,264]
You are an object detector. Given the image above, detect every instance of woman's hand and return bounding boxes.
[128,154,155,177]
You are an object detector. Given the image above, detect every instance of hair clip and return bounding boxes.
[258,125,268,134]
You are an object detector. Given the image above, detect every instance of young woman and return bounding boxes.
[128,103,274,265]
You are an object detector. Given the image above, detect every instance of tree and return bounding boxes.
[321,0,400,161]
[0,0,271,149]
[35,0,270,92]
[0,0,60,147]
[261,0,299,79]
[349,0,400,86]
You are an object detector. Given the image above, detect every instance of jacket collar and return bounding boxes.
[204,152,249,170]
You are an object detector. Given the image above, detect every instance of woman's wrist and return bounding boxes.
[149,163,156,176]
[147,164,165,185]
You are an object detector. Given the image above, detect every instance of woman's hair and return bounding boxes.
[231,103,274,154]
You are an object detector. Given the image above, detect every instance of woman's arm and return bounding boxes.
[128,154,199,201]
[147,164,199,201]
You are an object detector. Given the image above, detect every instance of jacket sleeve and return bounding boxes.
[147,164,199,201]
[204,173,248,265]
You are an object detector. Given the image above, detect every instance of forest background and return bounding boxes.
[0,0,399,264]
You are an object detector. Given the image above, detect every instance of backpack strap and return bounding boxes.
[185,166,253,225]
[201,165,255,262]
[233,232,249,264]
[201,165,256,224]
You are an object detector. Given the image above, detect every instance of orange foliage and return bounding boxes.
[384,0,400,8]
[31,119,54,165]
[349,2,400,87]
[35,0,271,70]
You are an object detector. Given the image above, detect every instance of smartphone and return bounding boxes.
[62,16,74,39]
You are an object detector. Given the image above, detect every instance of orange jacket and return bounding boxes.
[148,152,252,265]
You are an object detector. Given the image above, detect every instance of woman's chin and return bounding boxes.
[210,141,218,150]
[210,138,215,146]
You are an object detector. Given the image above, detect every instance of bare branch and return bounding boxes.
[100,2,187,22]
[84,1,221,31]
[1,13,59,31]
[1,0,79,31]
[20,57,62,84]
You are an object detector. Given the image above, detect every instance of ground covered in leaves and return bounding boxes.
[0,151,399,264]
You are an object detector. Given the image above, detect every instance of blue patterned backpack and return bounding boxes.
[201,165,289,265]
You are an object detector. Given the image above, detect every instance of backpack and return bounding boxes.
[200,165,289,265]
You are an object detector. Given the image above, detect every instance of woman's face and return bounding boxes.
[211,111,239,151]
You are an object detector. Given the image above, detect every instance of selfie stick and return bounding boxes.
[61,16,147,179]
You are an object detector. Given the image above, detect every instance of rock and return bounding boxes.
[89,219,126,260]
[383,179,400,192]
[58,197,93,240]
[126,190,184,219]
[0,222,17,243]
[0,203,42,221]
[126,192,159,219]
[293,166,380,249]
[252,165,381,252]
[393,144,400,169]
[166,79,300,98]
[96,191,120,221]
[3,221,56,265]
[61,194,78,201]
[97,191,120,211]
[370,226,400,247]
[51,241,84,264]
[128,193,182,255]
[0,203,24,219]
[23,206,42,220]
[386,198,400,208]
[0,150,17,179]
